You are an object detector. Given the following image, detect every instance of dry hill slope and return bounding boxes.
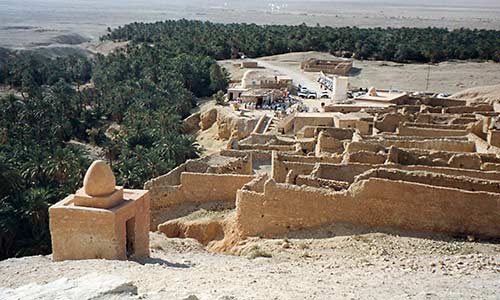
[452,84,500,104]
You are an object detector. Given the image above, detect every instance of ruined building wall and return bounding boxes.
[418,97,467,107]
[149,172,255,212]
[398,126,469,137]
[469,133,500,155]
[272,161,317,183]
[315,132,346,156]
[293,116,334,134]
[379,138,476,152]
[355,168,500,194]
[444,104,494,114]
[314,163,378,183]
[220,149,272,162]
[145,155,252,192]
[235,179,500,239]
[149,172,255,229]
[374,113,410,133]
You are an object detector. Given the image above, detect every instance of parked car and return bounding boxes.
[297,91,309,98]
[307,92,317,99]
[319,91,330,99]
[299,86,309,93]
[437,93,451,98]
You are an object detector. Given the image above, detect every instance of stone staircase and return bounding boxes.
[264,117,279,134]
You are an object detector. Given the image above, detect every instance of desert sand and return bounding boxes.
[0,230,498,299]
[220,51,500,94]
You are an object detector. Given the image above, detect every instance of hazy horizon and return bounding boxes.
[1,0,499,49]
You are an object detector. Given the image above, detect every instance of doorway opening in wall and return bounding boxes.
[256,97,263,108]
[126,217,135,258]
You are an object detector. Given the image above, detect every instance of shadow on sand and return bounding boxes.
[348,67,362,76]
[274,222,500,245]
[132,257,191,269]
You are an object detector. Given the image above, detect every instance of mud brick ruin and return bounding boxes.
[146,95,500,252]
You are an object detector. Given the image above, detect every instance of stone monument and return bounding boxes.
[49,160,150,261]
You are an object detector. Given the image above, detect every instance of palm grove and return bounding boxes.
[1,20,499,259]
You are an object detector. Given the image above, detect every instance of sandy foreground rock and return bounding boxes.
[0,274,137,300]
[0,232,498,300]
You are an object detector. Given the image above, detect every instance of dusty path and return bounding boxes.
[0,232,499,299]
[221,52,500,94]
[256,59,325,94]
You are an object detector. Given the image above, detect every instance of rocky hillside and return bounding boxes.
[452,84,500,104]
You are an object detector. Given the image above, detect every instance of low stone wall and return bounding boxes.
[389,146,488,169]
[293,116,335,134]
[398,126,468,137]
[344,151,386,164]
[419,97,467,107]
[150,172,255,229]
[242,174,268,193]
[239,144,297,152]
[355,168,500,194]
[239,133,294,146]
[272,152,343,182]
[400,165,500,181]
[374,113,410,133]
[151,172,255,211]
[235,178,500,238]
[345,141,385,154]
[295,175,349,191]
[145,159,210,188]
[314,163,377,183]
[444,104,494,114]
[402,122,469,130]
[272,161,317,183]
[380,138,476,152]
[315,132,345,155]
[275,151,343,164]
[144,154,252,192]
[220,149,272,162]
[278,112,296,134]
[487,130,500,147]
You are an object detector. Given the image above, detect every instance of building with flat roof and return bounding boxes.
[301,58,353,76]
[355,88,408,104]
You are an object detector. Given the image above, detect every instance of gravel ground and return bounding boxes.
[220,51,500,94]
[1,231,499,300]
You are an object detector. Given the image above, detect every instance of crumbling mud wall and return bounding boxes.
[315,134,345,156]
[292,116,335,134]
[235,179,500,239]
[149,172,255,229]
[378,137,476,152]
[217,108,259,140]
[271,152,343,182]
[374,113,411,133]
[272,161,317,183]
[145,154,252,192]
[313,163,377,183]
[151,93,500,248]
[398,126,469,137]
[355,168,500,194]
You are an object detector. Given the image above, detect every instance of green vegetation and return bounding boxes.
[1,19,499,260]
[103,20,500,63]
[0,40,228,258]
[247,245,273,259]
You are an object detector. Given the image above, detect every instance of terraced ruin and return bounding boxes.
[146,95,500,255]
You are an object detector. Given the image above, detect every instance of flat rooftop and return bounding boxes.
[355,91,407,103]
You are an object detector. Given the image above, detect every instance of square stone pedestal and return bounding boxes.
[49,189,150,261]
